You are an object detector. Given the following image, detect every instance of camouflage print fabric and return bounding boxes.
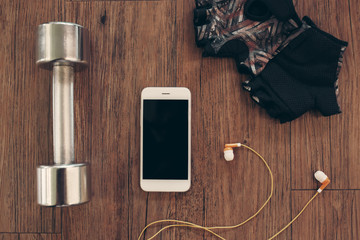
[194,0,301,76]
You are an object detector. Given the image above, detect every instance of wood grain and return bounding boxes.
[0,0,16,233]
[291,0,359,190]
[173,0,205,239]
[19,234,61,240]
[291,191,360,240]
[0,0,62,234]
[0,234,18,240]
[329,0,360,189]
[0,0,359,239]
[13,0,62,233]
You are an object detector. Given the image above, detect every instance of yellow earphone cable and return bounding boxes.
[138,144,274,240]
[147,224,225,240]
[207,144,274,230]
[267,192,319,240]
[138,144,322,240]
[138,220,225,240]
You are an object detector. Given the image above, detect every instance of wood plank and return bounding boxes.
[19,234,61,240]
[291,0,355,189]
[329,0,360,189]
[172,0,206,239]
[0,0,17,233]
[290,0,332,190]
[10,0,62,233]
[63,1,176,239]
[119,2,177,238]
[0,234,18,240]
[291,191,360,240]
[72,0,172,1]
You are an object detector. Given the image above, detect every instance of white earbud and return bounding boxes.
[314,170,330,193]
[224,149,234,161]
[224,143,241,161]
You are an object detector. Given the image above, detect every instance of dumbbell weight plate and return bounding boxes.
[37,163,90,206]
[36,22,89,70]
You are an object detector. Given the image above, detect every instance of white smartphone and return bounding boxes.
[140,87,191,192]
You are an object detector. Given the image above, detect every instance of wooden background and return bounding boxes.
[0,0,359,239]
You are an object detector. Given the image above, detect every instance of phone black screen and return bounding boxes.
[143,100,188,179]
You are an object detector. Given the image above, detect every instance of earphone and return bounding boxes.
[314,170,331,193]
[223,144,331,240]
[138,143,331,240]
[225,143,331,193]
[224,143,241,161]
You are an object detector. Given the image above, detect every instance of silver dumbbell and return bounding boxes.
[36,22,91,207]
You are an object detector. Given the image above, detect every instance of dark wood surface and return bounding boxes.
[0,0,359,239]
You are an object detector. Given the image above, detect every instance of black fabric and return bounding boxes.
[244,0,272,21]
[260,0,299,22]
[242,17,348,122]
[204,39,249,59]
[193,8,208,26]
[244,0,300,23]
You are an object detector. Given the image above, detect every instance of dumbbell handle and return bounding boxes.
[53,64,74,165]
